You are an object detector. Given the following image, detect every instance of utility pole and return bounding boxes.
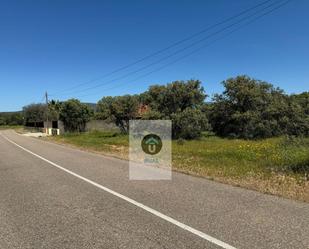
[45,91,49,134]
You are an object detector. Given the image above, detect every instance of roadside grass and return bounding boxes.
[48,130,309,202]
[50,130,129,158]
[173,136,309,177]
[0,125,23,130]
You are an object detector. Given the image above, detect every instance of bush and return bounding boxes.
[97,95,139,133]
[210,75,309,139]
[59,99,93,132]
[23,104,46,126]
[177,138,185,145]
[141,79,206,116]
[139,80,209,139]
[171,108,211,139]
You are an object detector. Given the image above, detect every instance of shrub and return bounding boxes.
[97,95,139,133]
[210,75,309,139]
[171,108,211,139]
[59,99,93,132]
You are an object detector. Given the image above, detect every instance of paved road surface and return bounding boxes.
[0,130,308,249]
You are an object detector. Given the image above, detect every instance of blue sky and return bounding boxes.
[0,0,308,111]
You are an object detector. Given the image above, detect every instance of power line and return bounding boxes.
[73,0,291,99]
[54,0,289,98]
[50,0,275,96]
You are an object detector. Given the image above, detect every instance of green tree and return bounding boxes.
[97,95,139,133]
[59,99,93,132]
[171,108,210,139]
[141,79,206,116]
[140,80,210,139]
[48,100,63,121]
[7,112,23,125]
[140,109,163,120]
[291,92,309,115]
[0,112,23,126]
[287,92,309,136]
[23,103,46,127]
[210,76,308,139]
[0,116,6,125]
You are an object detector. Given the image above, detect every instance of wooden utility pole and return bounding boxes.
[45,91,49,133]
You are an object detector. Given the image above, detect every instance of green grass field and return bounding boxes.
[48,131,309,201]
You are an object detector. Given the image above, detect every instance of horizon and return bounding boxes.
[1,0,308,112]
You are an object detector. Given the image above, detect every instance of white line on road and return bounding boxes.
[1,133,237,249]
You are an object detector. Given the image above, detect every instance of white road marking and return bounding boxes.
[1,133,237,249]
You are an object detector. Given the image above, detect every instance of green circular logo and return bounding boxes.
[141,134,162,155]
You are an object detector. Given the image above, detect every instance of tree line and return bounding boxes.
[21,75,309,139]
[0,112,23,126]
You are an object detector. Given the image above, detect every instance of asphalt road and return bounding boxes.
[0,130,308,249]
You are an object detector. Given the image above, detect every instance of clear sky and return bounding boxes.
[0,0,308,111]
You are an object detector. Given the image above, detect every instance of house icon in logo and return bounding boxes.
[141,134,162,155]
[145,137,159,154]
